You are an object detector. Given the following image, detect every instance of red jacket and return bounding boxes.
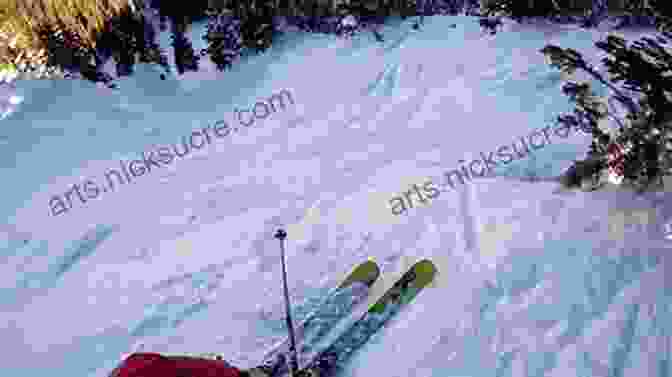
[110,352,243,377]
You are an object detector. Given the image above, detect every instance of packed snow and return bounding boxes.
[1,15,672,377]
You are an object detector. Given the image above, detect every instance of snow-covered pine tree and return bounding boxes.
[238,0,277,54]
[38,25,96,79]
[170,18,200,74]
[478,0,672,193]
[202,10,243,71]
[104,7,145,77]
[36,10,141,87]
[540,30,672,192]
[135,10,171,78]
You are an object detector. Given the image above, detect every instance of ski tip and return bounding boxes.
[413,259,437,288]
[415,258,436,271]
[367,258,438,313]
[337,260,380,290]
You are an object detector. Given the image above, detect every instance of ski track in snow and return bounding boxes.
[1,14,672,377]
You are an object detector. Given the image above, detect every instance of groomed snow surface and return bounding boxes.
[1,15,672,377]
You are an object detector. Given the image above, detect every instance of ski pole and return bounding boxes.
[274,229,300,377]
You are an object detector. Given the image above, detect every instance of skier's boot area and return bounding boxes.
[243,353,286,377]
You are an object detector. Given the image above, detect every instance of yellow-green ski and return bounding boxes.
[287,259,437,377]
[262,259,380,367]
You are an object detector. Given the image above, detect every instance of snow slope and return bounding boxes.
[1,15,672,377]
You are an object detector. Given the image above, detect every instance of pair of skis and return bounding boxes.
[262,258,437,377]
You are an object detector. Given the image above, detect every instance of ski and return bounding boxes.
[281,259,437,377]
[261,259,380,369]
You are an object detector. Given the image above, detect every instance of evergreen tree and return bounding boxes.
[98,1,171,81]
[202,10,243,71]
[480,0,563,22]
[16,0,469,84]
[136,12,172,78]
[102,8,145,77]
[239,0,278,54]
[478,0,672,193]
[170,21,201,74]
[34,4,168,87]
[540,22,672,192]
[38,25,103,83]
